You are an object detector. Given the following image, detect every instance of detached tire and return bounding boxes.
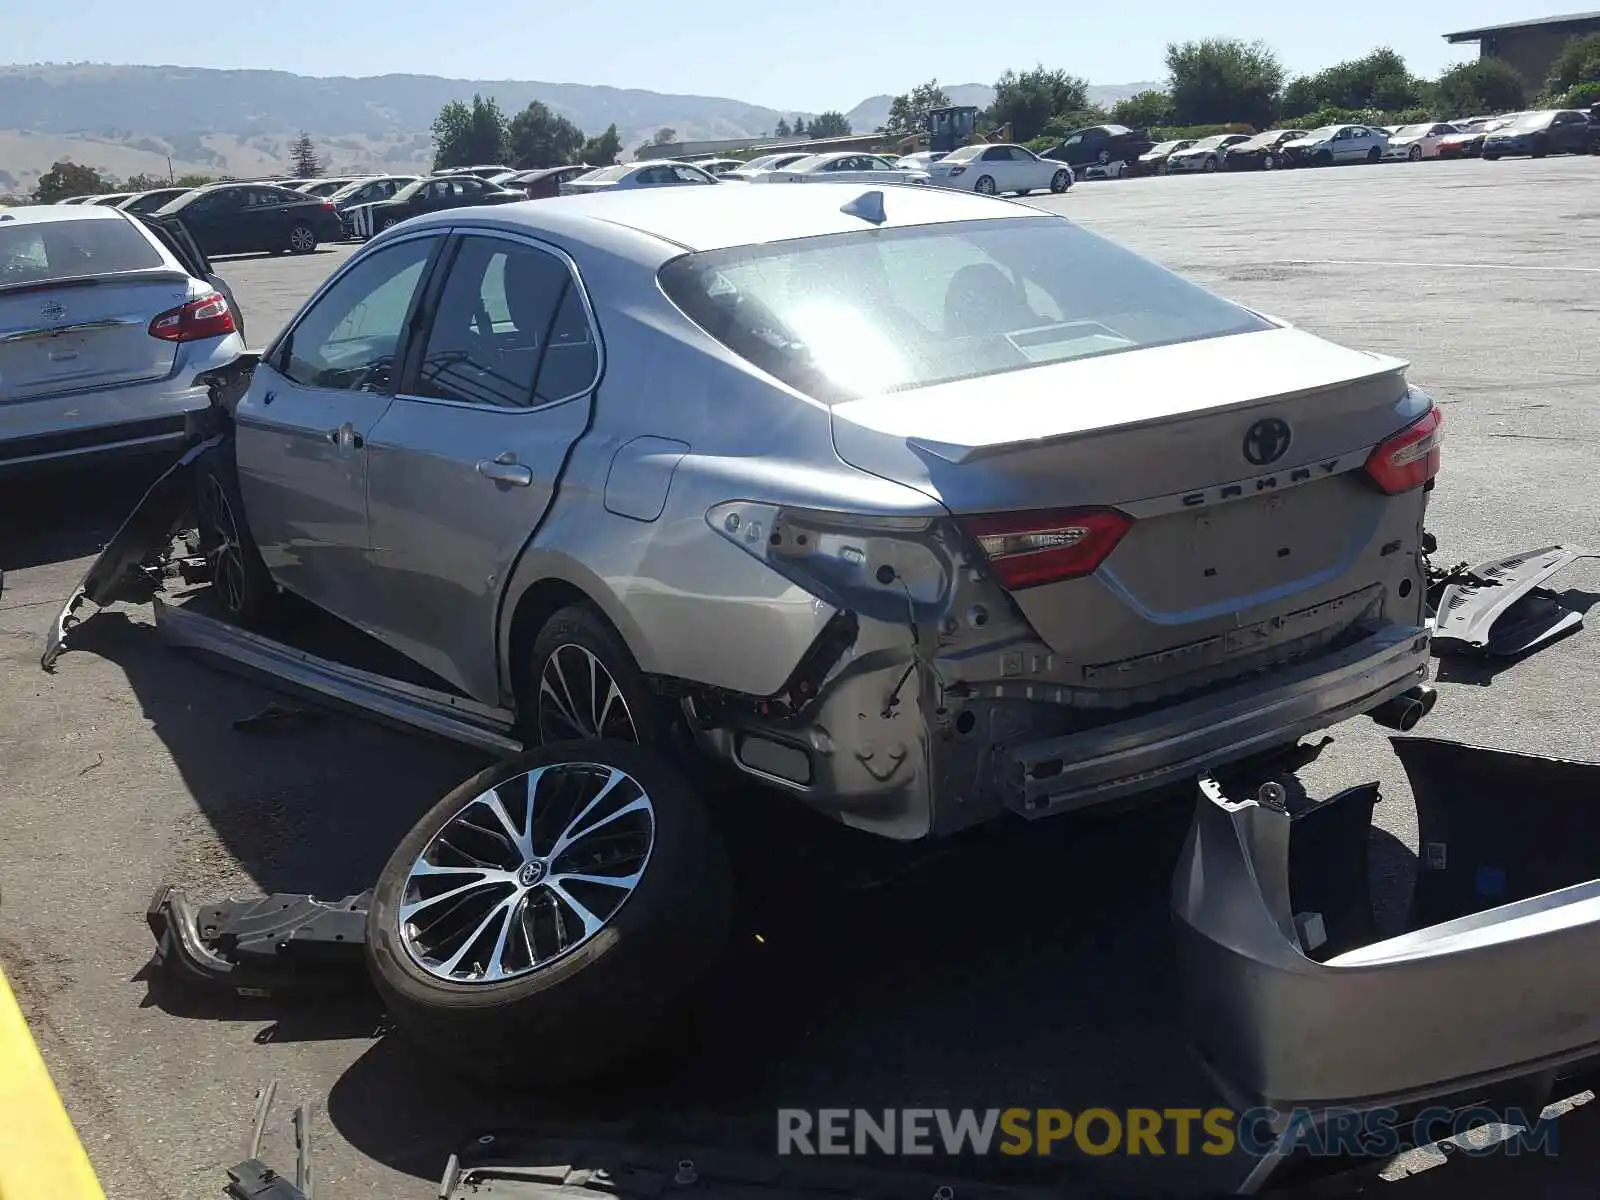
[194,445,274,625]
[366,741,732,1086]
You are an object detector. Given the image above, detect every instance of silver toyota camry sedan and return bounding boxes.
[190,183,1439,841]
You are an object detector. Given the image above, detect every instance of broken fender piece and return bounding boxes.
[40,434,220,671]
[1431,544,1590,657]
[1174,738,1600,1189]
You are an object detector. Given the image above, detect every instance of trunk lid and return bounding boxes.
[831,327,1429,679]
[0,272,189,402]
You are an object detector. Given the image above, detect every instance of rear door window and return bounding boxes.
[0,217,164,285]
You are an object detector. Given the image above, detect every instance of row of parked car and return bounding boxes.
[1130,108,1600,175]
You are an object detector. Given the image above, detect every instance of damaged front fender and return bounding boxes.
[1174,737,1600,1188]
[41,432,221,671]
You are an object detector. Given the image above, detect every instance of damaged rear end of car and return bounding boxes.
[661,210,1437,837]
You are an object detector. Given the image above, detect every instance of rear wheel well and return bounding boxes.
[507,578,618,715]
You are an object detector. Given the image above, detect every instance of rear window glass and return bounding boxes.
[585,164,635,182]
[0,216,163,284]
[659,215,1270,404]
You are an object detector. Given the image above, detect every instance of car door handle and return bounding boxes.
[477,452,533,486]
[324,423,364,449]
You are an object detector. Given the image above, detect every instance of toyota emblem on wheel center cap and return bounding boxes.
[517,860,547,887]
[1242,418,1292,466]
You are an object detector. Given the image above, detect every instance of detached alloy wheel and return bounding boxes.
[366,741,731,1085]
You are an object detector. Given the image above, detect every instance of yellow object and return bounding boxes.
[0,967,107,1200]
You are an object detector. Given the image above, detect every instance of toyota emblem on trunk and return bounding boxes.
[40,300,65,321]
[1243,418,1292,465]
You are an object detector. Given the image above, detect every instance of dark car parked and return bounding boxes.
[1041,124,1154,170]
[1223,129,1309,171]
[118,188,192,215]
[437,164,517,180]
[345,174,525,238]
[503,165,596,198]
[153,183,344,257]
[1482,109,1597,159]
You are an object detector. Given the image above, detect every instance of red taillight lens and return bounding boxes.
[148,292,237,343]
[1364,406,1443,494]
[321,201,336,212]
[962,508,1134,589]
[948,166,967,176]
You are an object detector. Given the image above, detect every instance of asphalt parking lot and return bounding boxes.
[4,156,1600,1200]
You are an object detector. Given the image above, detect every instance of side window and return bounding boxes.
[413,236,597,409]
[672,165,710,183]
[983,147,1007,161]
[276,238,436,392]
[1062,134,1083,147]
[458,177,486,194]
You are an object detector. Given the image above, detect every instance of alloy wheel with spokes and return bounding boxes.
[400,761,656,983]
[975,175,997,195]
[288,223,316,253]
[198,472,248,616]
[538,643,640,744]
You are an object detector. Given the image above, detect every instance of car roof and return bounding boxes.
[0,203,131,226]
[415,182,1046,255]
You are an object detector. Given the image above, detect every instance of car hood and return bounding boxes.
[1282,137,1323,149]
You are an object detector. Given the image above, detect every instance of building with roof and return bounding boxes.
[1444,10,1600,92]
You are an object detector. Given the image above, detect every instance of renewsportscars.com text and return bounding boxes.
[777,1107,1560,1159]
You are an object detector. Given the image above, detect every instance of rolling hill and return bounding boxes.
[0,64,1162,196]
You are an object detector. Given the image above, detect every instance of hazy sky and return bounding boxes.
[4,1,1566,111]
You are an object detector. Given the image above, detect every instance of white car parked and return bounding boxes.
[924,143,1073,196]
[895,151,948,170]
[1166,133,1251,173]
[1283,124,1390,166]
[1381,122,1462,161]
[560,160,719,194]
[749,152,928,185]
[718,153,812,181]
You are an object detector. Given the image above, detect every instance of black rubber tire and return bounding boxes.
[1315,149,1333,166]
[367,741,732,1087]
[1013,188,1030,196]
[378,216,399,232]
[1202,156,1218,172]
[1049,169,1070,192]
[194,444,274,625]
[1482,152,1499,161]
[974,175,997,195]
[1408,144,1422,162]
[525,603,664,748]
[1263,153,1277,170]
[1366,146,1381,163]
[286,221,317,255]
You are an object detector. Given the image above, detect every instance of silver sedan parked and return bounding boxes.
[1,206,246,474]
[190,183,1436,841]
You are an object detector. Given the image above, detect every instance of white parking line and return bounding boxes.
[1283,258,1600,274]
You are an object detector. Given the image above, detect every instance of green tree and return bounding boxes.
[808,110,852,137]
[123,172,171,191]
[508,101,586,168]
[1165,38,1285,129]
[882,79,951,136]
[581,124,623,165]
[289,132,322,177]
[174,173,215,188]
[793,116,808,135]
[431,94,511,170]
[1434,59,1525,116]
[1557,80,1600,108]
[775,117,792,137]
[1281,48,1422,117]
[989,65,1091,141]
[1111,89,1171,128]
[1547,33,1600,96]
[651,127,678,145]
[32,160,114,203]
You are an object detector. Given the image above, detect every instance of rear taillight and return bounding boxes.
[1364,406,1443,494]
[948,166,966,176]
[321,201,336,213]
[148,292,236,343]
[962,508,1134,589]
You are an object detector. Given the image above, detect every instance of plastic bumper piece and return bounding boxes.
[1174,736,1600,1190]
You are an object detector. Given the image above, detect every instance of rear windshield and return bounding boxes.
[585,164,636,182]
[658,215,1271,403]
[0,216,163,285]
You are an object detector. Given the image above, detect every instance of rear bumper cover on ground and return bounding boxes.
[1005,622,1430,816]
[1175,736,1600,1190]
